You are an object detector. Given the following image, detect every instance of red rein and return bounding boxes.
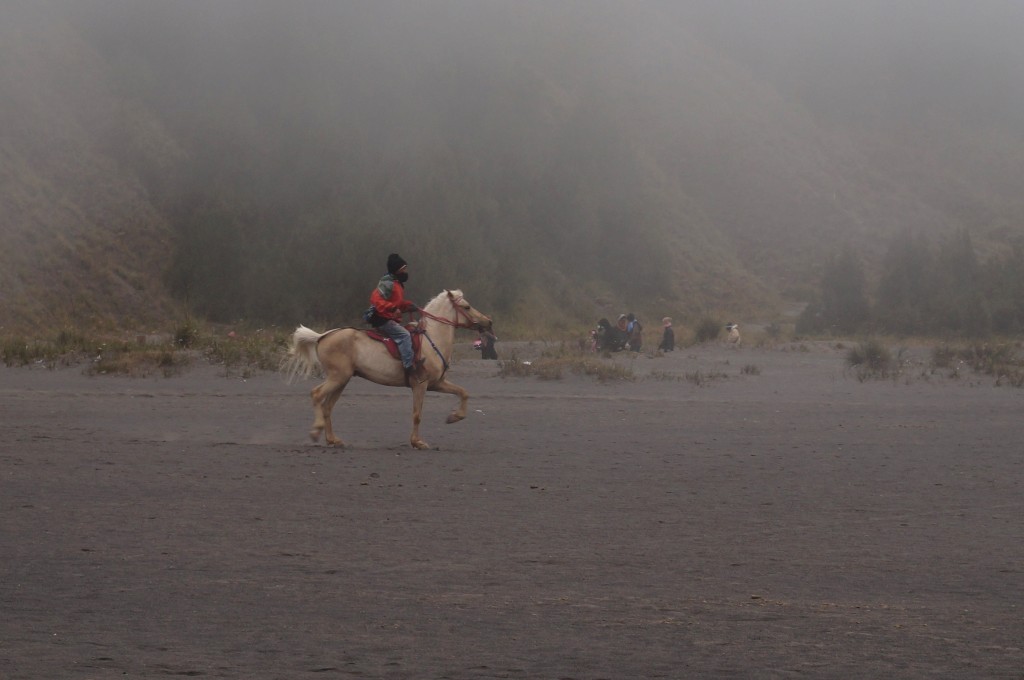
[416,296,477,330]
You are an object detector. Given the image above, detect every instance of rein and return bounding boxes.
[413,295,479,379]
[416,295,480,330]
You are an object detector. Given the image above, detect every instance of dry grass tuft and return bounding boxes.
[2,324,289,378]
[497,351,634,382]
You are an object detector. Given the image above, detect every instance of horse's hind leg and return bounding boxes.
[309,381,328,442]
[310,377,349,446]
[321,381,348,446]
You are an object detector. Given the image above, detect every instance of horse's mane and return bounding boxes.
[422,289,464,316]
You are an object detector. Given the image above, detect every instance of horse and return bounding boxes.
[283,289,492,449]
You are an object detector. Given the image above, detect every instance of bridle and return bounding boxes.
[416,294,483,331]
[413,294,486,380]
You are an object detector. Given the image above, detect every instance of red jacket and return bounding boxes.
[370,274,416,322]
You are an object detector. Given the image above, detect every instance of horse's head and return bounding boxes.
[446,289,492,332]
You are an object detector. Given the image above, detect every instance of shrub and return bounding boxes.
[694,317,722,343]
[175,317,201,348]
[496,354,533,378]
[846,338,893,380]
[55,328,90,353]
[925,342,1024,386]
[684,370,728,386]
[497,354,634,382]
[2,324,285,377]
[85,348,190,377]
[931,345,957,369]
[2,331,98,368]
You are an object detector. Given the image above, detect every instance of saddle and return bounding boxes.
[364,327,424,362]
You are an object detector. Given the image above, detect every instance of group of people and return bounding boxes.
[592,313,643,353]
[364,254,749,376]
[592,314,676,353]
[370,253,734,372]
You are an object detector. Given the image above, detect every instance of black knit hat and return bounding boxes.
[387,253,408,275]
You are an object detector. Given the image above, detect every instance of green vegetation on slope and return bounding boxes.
[1,2,1022,334]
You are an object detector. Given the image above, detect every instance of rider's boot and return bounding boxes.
[404,358,426,386]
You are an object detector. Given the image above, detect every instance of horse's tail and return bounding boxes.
[282,325,324,382]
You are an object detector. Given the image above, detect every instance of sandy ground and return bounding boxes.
[1,341,1022,679]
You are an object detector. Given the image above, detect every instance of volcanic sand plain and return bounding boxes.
[2,341,1022,679]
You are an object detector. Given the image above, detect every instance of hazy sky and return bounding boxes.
[66,1,1022,127]
[684,0,1024,123]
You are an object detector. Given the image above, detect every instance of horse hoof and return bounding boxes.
[411,440,430,450]
[309,428,323,443]
[446,414,464,424]
[326,436,344,447]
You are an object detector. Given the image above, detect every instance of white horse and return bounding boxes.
[283,289,492,449]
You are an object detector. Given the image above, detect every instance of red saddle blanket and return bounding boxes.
[364,328,423,361]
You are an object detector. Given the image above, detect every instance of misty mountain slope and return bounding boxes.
[683,0,1024,253]
[0,2,178,331]
[3,1,1023,332]
[76,1,787,323]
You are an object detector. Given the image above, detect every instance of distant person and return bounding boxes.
[614,314,630,350]
[626,313,643,352]
[369,253,422,378]
[725,322,741,347]
[658,317,675,352]
[477,328,498,360]
[593,317,626,352]
[592,318,610,352]
[610,316,629,351]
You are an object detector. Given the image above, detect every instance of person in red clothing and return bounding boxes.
[369,253,421,377]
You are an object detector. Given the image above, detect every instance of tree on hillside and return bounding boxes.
[165,198,249,321]
[931,229,991,336]
[796,247,868,335]
[984,245,1024,334]
[872,231,935,335]
[871,229,996,336]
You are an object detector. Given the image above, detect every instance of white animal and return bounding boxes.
[725,323,741,347]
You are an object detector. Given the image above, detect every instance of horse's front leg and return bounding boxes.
[409,381,430,449]
[430,379,470,424]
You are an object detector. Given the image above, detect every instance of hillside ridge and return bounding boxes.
[2,2,1021,333]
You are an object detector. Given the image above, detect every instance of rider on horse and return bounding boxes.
[370,253,423,379]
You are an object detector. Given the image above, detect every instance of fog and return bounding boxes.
[3,1,1024,326]
[684,0,1024,126]
[62,0,1024,165]
[73,1,1024,122]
